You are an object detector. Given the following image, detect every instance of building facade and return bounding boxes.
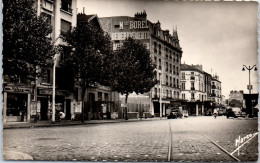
[3,0,78,123]
[210,75,222,105]
[99,11,183,117]
[180,64,211,115]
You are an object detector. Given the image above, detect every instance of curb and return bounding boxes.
[3,151,33,160]
[3,118,168,129]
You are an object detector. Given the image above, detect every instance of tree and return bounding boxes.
[109,37,157,108]
[62,21,113,122]
[3,0,56,82]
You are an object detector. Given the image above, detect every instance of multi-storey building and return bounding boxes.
[3,0,77,123]
[99,11,183,117]
[210,75,222,105]
[228,90,244,107]
[180,64,211,115]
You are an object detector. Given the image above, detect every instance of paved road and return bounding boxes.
[3,116,258,162]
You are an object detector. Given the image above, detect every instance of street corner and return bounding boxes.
[3,150,33,160]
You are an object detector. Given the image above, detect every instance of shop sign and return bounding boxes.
[119,20,148,30]
[39,89,68,96]
[4,86,31,93]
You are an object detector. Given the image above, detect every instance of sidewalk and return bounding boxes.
[3,117,167,129]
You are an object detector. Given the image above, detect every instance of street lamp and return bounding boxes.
[242,65,257,94]
[158,70,162,119]
[52,55,57,123]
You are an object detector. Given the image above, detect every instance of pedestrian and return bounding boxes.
[213,109,218,119]
[34,113,39,124]
[59,111,65,122]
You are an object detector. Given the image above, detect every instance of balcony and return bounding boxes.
[211,93,216,97]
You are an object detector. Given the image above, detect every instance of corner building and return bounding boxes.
[99,11,183,117]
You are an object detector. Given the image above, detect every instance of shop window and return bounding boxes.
[7,93,27,116]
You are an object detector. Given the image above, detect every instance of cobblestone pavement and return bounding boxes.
[3,116,258,162]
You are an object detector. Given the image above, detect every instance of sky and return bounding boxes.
[77,0,258,98]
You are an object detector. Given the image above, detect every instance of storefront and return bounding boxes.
[37,88,70,121]
[3,84,31,123]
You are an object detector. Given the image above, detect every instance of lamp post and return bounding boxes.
[242,65,257,94]
[52,55,57,123]
[158,70,162,119]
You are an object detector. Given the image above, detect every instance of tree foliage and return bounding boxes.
[62,21,113,87]
[62,21,113,121]
[109,37,157,103]
[3,0,56,82]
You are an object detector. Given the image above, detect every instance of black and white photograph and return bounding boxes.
[2,0,259,162]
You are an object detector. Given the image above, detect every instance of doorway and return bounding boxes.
[66,99,71,120]
[40,98,48,120]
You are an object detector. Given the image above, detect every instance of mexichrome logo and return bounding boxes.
[119,21,149,29]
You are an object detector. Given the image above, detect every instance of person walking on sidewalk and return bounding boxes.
[213,109,218,119]
[59,111,65,122]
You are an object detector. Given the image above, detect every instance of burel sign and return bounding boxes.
[119,21,148,29]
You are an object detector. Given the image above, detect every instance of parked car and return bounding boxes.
[167,109,182,119]
[218,110,224,116]
[182,110,188,118]
[226,107,245,118]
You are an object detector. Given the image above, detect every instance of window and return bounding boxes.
[182,93,185,99]
[61,0,72,13]
[154,42,157,53]
[154,88,157,97]
[104,93,109,101]
[166,62,168,72]
[177,79,179,88]
[42,69,50,83]
[154,57,157,63]
[61,19,71,36]
[98,92,102,101]
[170,77,172,86]
[158,44,161,55]
[166,90,168,98]
[191,93,195,99]
[166,75,168,85]
[190,72,195,80]
[173,78,176,87]
[191,82,195,90]
[181,82,185,90]
[159,59,161,70]
[181,72,185,79]
[173,65,176,75]
[114,25,120,28]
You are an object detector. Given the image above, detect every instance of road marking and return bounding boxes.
[168,122,172,161]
